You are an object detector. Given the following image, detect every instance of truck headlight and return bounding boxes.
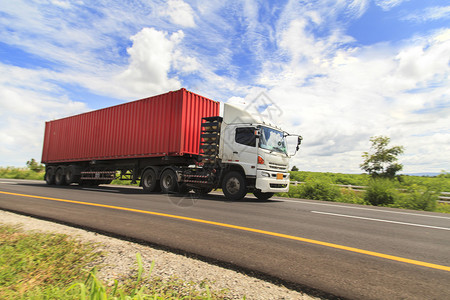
[261,171,270,177]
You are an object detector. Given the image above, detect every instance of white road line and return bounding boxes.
[276,198,450,220]
[311,211,450,231]
[0,182,18,184]
[81,188,120,193]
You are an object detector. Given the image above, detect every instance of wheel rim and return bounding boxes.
[144,173,154,188]
[66,170,72,182]
[56,170,63,182]
[163,173,174,189]
[226,177,240,195]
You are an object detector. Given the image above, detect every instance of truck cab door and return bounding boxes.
[221,125,257,176]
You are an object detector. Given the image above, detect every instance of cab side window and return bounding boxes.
[235,127,256,147]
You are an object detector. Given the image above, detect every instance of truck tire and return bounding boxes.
[45,168,56,185]
[55,167,67,186]
[160,169,178,193]
[65,165,79,185]
[222,171,247,200]
[253,190,274,201]
[141,169,158,193]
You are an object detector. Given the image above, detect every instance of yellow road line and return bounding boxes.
[1,190,449,272]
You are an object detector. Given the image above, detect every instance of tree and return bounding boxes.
[360,136,404,179]
[291,165,299,172]
[26,158,45,173]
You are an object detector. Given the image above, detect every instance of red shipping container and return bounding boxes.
[42,88,220,164]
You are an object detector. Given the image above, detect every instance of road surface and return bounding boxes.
[0,178,449,299]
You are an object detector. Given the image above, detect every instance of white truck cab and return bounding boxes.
[218,103,301,200]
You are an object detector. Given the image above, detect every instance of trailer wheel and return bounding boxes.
[141,169,158,193]
[222,171,247,200]
[65,165,79,185]
[45,168,56,185]
[253,190,274,201]
[55,167,67,186]
[160,169,178,193]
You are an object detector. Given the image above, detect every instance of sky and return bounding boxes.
[0,0,449,174]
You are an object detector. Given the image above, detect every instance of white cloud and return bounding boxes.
[115,28,183,97]
[163,0,196,27]
[374,0,410,11]
[0,64,88,166]
[402,6,450,23]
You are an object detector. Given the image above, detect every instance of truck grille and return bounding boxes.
[269,162,288,171]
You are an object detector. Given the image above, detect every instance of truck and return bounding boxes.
[42,88,302,201]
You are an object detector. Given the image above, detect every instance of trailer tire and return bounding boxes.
[65,165,79,185]
[253,190,274,201]
[55,167,67,186]
[141,169,158,193]
[160,169,178,193]
[222,171,247,200]
[45,168,56,185]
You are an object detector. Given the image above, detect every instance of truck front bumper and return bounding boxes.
[255,170,290,193]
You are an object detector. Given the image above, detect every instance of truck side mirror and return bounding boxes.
[296,136,303,151]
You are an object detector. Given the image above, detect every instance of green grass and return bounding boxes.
[0,224,233,299]
[0,224,99,299]
[0,167,45,180]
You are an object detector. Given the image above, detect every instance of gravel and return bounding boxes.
[0,210,318,300]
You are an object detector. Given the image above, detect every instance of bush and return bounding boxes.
[298,178,341,201]
[364,179,397,206]
[393,184,438,211]
[338,189,368,205]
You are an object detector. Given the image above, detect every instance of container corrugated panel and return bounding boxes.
[41,88,220,164]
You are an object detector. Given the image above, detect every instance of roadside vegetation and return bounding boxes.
[281,171,450,213]
[0,159,45,180]
[279,137,450,213]
[0,224,230,299]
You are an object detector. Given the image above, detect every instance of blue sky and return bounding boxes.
[0,0,449,173]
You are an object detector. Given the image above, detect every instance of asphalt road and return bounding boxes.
[0,178,449,299]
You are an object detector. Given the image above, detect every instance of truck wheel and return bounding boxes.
[45,168,56,185]
[253,190,274,201]
[222,171,247,200]
[141,169,158,193]
[160,169,178,193]
[55,167,67,186]
[65,165,79,185]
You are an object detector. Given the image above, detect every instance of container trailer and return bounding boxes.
[42,88,302,200]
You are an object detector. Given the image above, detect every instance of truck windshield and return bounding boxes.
[259,126,287,154]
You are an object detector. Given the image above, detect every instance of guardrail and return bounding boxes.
[289,181,450,203]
